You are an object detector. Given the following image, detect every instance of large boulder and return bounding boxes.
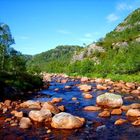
[20,100,41,109]
[51,112,85,129]
[96,93,123,108]
[29,109,52,122]
[19,117,32,129]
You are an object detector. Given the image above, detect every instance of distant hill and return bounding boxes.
[27,45,83,73]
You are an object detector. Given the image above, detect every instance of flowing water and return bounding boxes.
[0,77,140,140]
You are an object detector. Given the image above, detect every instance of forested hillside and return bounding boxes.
[27,45,83,73]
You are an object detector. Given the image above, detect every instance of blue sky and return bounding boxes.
[0,0,140,55]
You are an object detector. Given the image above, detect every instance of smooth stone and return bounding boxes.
[96,92,123,108]
[19,117,32,129]
[11,110,23,118]
[51,112,85,129]
[58,105,65,111]
[29,109,52,122]
[41,102,60,114]
[111,109,122,115]
[72,97,77,101]
[114,119,127,125]
[20,100,41,109]
[98,110,110,118]
[4,100,11,107]
[84,94,93,99]
[96,84,107,90]
[78,84,92,92]
[51,98,62,103]
[126,109,140,117]
[132,119,140,126]
[83,106,101,111]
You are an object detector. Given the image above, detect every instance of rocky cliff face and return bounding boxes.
[71,44,104,63]
[115,8,140,32]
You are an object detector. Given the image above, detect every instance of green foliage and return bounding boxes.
[0,23,42,99]
[0,71,42,91]
[27,45,83,73]
[68,59,95,75]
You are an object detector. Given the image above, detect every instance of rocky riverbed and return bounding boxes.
[0,74,140,140]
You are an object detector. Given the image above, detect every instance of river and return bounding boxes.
[0,76,140,140]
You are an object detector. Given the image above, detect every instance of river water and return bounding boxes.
[0,77,140,140]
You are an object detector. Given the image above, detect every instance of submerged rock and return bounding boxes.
[51,112,85,129]
[98,110,110,118]
[51,98,62,103]
[83,93,93,99]
[83,106,101,111]
[96,93,123,108]
[132,119,140,126]
[72,97,77,101]
[111,109,122,115]
[114,119,127,125]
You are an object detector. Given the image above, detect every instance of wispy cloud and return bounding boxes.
[78,38,93,42]
[84,33,93,38]
[57,29,71,35]
[116,2,133,11]
[84,32,100,38]
[18,36,30,40]
[106,13,119,22]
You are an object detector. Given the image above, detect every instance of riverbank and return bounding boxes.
[0,74,140,139]
[0,71,43,100]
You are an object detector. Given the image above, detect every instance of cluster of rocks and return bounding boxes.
[78,77,140,97]
[1,74,140,133]
[84,92,140,126]
[0,98,85,130]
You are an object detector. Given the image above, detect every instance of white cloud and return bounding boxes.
[117,3,133,11]
[106,13,119,22]
[57,29,71,35]
[84,32,100,38]
[18,36,30,40]
[78,38,93,42]
[84,33,92,38]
